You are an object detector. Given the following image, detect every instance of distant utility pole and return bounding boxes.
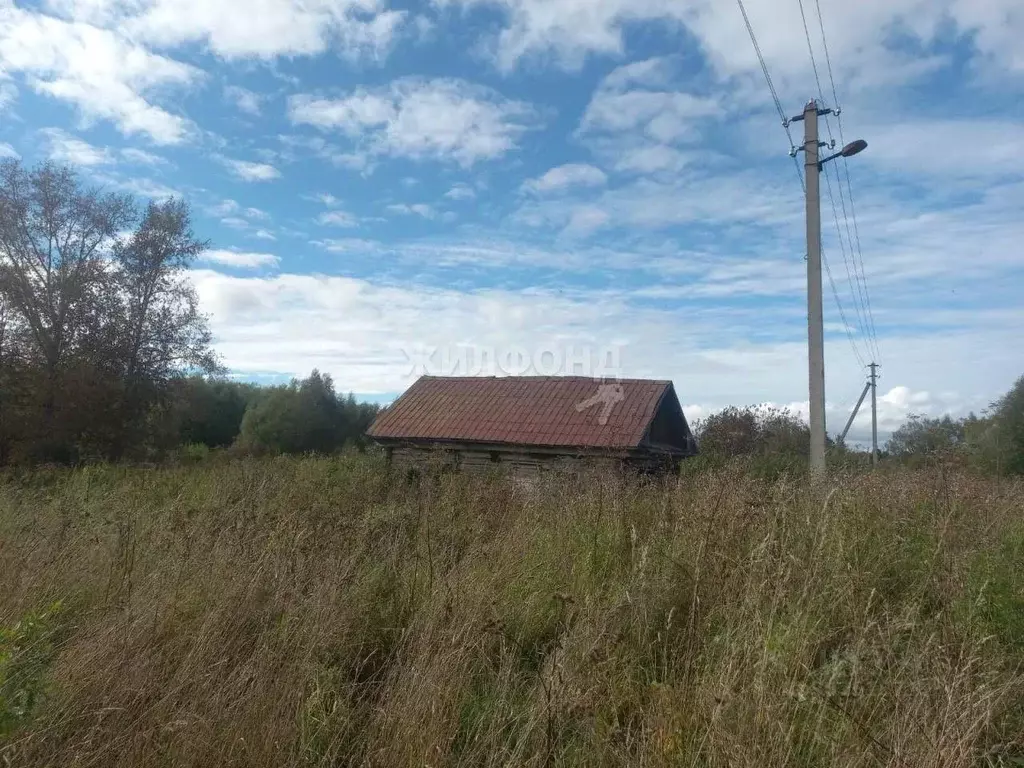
[868,361,880,466]
[789,100,868,474]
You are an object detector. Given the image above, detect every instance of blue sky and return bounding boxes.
[1,0,1022,443]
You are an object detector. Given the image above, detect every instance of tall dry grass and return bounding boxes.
[1,456,1022,767]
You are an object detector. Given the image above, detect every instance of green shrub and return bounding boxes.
[0,602,63,741]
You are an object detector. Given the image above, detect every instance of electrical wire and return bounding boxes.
[736,0,804,189]
[737,0,871,370]
[823,248,867,369]
[811,0,882,363]
[798,0,880,365]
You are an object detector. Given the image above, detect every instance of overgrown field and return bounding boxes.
[1,457,1023,767]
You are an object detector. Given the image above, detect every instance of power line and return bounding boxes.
[823,249,867,369]
[811,0,882,363]
[796,0,826,108]
[735,0,804,189]
[826,154,880,362]
[822,157,874,363]
[735,0,870,370]
[837,158,880,360]
[798,0,880,363]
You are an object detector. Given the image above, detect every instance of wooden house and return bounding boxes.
[366,375,697,474]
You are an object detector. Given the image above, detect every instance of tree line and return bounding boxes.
[0,160,377,464]
[883,376,1024,474]
[692,375,1024,475]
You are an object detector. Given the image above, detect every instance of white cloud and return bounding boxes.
[220,217,250,229]
[444,183,476,200]
[317,210,359,227]
[0,5,199,144]
[580,90,719,142]
[102,174,179,199]
[40,129,177,171]
[314,192,341,206]
[201,249,279,269]
[313,237,381,253]
[211,199,240,216]
[120,147,169,166]
[0,142,19,159]
[514,169,801,237]
[563,205,609,236]
[440,0,1024,88]
[253,229,276,240]
[223,84,263,115]
[612,144,692,175]
[522,163,606,194]
[188,267,1024,441]
[39,127,112,166]
[386,203,435,219]
[437,0,689,71]
[121,0,406,60]
[220,157,281,182]
[859,119,1024,179]
[0,81,17,111]
[288,77,538,167]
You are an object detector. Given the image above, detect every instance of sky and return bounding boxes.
[1,0,1022,445]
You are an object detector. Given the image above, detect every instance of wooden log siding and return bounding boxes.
[384,441,669,477]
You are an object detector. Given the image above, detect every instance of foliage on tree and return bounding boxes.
[236,370,380,456]
[0,160,219,462]
[694,405,810,460]
[170,377,260,449]
[885,414,974,458]
[884,376,1024,475]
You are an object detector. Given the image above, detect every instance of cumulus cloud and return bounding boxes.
[287,77,538,167]
[201,249,279,269]
[44,0,407,61]
[39,127,113,166]
[220,157,281,181]
[386,203,435,219]
[444,183,476,200]
[224,84,263,115]
[522,163,607,194]
[120,147,169,166]
[317,210,359,227]
[440,0,1024,88]
[187,265,1023,444]
[0,5,199,144]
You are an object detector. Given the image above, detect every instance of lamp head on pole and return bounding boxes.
[819,138,868,168]
[840,139,867,158]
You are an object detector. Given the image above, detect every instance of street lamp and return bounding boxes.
[818,139,867,169]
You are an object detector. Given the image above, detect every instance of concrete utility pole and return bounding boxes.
[789,102,867,473]
[802,99,828,473]
[868,361,879,466]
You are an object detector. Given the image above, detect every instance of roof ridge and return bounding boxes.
[415,374,672,384]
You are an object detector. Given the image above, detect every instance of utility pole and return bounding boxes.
[868,362,879,466]
[789,102,867,474]
[799,99,829,473]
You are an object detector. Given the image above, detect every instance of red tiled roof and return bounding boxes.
[367,375,674,450]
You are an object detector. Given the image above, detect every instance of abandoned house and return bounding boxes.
[366,375,698,474]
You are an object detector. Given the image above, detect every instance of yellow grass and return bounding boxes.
[1,456,1022,767]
